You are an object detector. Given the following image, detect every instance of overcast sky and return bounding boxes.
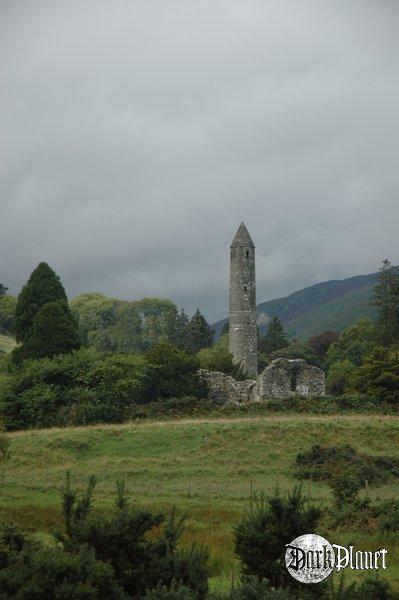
[1,1,398,322]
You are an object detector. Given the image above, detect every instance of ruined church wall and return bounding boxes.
[200,359,325,405]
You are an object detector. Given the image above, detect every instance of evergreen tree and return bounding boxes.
[186,309,213,354]
[171,308,190,350]
[0,283,8,296]
[14,262,68,343]
[259,317,289,355]
[12,262,79,363]
[373,259,399,346]
[28,301,80,360]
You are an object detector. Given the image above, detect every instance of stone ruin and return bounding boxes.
[199,358,325,404]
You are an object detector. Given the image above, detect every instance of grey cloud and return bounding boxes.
[1,0,398,321]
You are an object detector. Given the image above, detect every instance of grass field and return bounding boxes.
[0,333,16,354]
[1,414,399,591]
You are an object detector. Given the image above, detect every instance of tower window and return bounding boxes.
[244,285,247,292]
[246,250,249,258]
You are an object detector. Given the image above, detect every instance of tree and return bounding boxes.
[308,330,339,360]
[145,342,207,399]
[269,341,320,367]
[54,474,209,599]
[259,317,289,355]
[350,347,399,403]
[234,487,320,588]
[12,263,79,364]
[373,260,399,346]
[0,295,17,333]
[0,283,8,296]
[14,262,68,344]
[324,317,375,371]
[197,346,248,380]
[325,359,356,396]
[1,350,158,430]
[170,308,190,351]
[186,310,213,354]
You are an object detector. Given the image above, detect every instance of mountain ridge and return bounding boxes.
[212,267,398,341]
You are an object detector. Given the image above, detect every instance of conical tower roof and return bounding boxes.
[230,222,254,247]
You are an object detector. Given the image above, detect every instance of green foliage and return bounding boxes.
[324,317,375,370]
[14,262,68,344]
[373,259,399,346]
[197,346,248,380]
[209,577,292,599]
[378,499,399,533]
[350,347,399,402]
[0,537,127,599]
[186,309,214,355]
[293,444,399,487]
[0,295,17,334]
[27,301,80,359]
[233,487,320,588]
[259,317,289,355]
[144,583,197,599]
[71,294,188,354]
[0,284,7,296]
[145,342,207,399]
[268,341,320,367]
[0,425,10,464]
[308,330,339,360]
[12,263,79,364]
[55,474,209,599]
[1,350,158,430]
[325,360,356,395]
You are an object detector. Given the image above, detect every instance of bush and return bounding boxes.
[377,499,399,533]
[324,318,376,371]
[145,342,207,399]
[233,487,320,588]
[350,347,399,403]
[197,346,248,380]
[268,342,320,368]
[326,360,356,395]
[55,474,210,599]
[0,542,126,599]
[1,350,158,430]
[293,444,399,487]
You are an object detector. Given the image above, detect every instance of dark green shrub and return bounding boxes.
[144,583,197,599]
[145,342,207,399]
[1,350,158,430]
[12,262,79,364]
[350,347,399,403]
[293,444,399,487]
[0,542,126,599]
[378,499,399,532]
[197,346,248,380]
[233,487,320,588]
[55,474,210,599]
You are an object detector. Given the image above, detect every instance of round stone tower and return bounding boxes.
[229,223,257,375]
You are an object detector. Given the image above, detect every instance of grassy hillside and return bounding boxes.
[211,269,396,340]
[2,415,399,590]
[0,333,16,354]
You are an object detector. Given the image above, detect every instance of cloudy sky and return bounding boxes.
[1,1,398,322]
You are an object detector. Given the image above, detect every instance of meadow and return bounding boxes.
[1,414,399,591]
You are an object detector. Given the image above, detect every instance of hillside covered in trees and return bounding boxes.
[212,267,399,341]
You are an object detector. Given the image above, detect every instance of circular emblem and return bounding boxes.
[285,534,335,584]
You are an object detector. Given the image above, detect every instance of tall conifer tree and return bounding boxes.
[12,262,79,363]
[186,309,213,354]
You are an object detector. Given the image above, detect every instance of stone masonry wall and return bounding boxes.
[198,369,257,404]
[200,359,325,404]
